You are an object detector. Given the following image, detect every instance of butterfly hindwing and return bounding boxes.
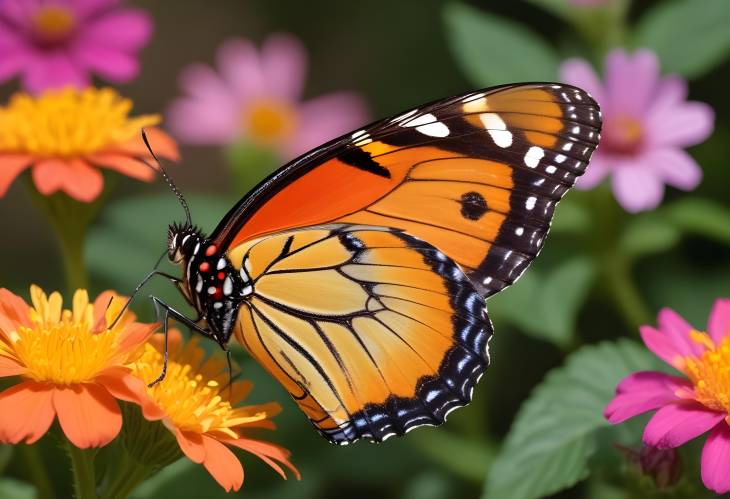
[211,83,601,297]
[227,225,490,444]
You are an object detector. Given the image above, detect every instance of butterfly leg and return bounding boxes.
[147,295,218,386]
[110,269,184,329]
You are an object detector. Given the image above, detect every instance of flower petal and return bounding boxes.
[216,38,265,100]
[97,367,164,420]
[78,8,153,51]
[644,148,702,191]
[23,51,89,93]
[0,154,33,197]
[73,44,140,82]
[226,437,300,480]
[0,356,24,377]
[605,49,659,114]
[113,127,180,162]
[32,158,103,202]
[646,100,714,148]
[643,401,723,449]
[88,153,153,181]
[658,307,704,357]
[166,97,239,145]
[707,298,730,344]
[559,58,605,105]
[174,428,205,463]
[115,323,157,355]
[611,165,665,213]
[201,435,244,492]
[605,371,690,424]
[640,325,687,370]
[0,288,32,330]
[0,381,55,444]
[701,423,730,494]
[260,34,307,100]
[575,155,609,189]
[53,384,122,448]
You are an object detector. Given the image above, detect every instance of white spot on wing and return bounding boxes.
[526,196,537,210]
[515,227,524,236]
[480,113,512,148]
[545,165,557,174]
[242,285,253,296]
[555,154,566,163]
[463,96,487,113]
[391,109,418,123]
[524,146,544,168]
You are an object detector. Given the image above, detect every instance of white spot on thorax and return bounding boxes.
[207,286,217,295]
[524,146,544,168]
[217,258,226,270]
[193,242,200,255]
[195,275,203,293]
[213,302,223,310]
[223,276,233,296]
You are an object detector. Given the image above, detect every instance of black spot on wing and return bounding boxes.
[339,146,391,178]
[460,191,488,220]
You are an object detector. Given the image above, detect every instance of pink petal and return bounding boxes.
[288,92,369,159]
[78,8,152,50]
[643,402,723,449]
[605,49,659,114]
[166,98,240,145]
[559,58,605,105]
[658,307,704,357]
[646,101,714,148]
[644,148,702,191]
[22,51,89,93]
[640,325,687,370]
[611,165,665,213]
[72,0,121,20]
[646,76,687,121]
[575,154,609,189]
[260,33,307,100]
[708,298,730,344]
[0,0,38,26]
[701,423,730,494]
[73,44,140,82]
[605,371,689,424]
[0,24,30,80]
[178,62,234,103]
[216,38,265,100]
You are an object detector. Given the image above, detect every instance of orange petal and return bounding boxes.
[174,428,205,463]
[97,367,164,420]
[116,323,157,356]
[0,154,33,197]
[0,381,55,444]
[88,153,156,182]
[115,127,180,161]
[149,328,183,354]
[225,437,300,480]
[0,356,24,377]
[53,384,122,448]
[0,288,32,330]
[201,435,244,492]
[32,158,104,202]
[91,290,116,330]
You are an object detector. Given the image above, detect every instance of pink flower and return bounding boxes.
[560,49,714,212]
[605,299,730,494]
[0,0,153,93]
[167,34,369,161]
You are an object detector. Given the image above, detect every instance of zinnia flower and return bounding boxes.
[132,331,299,492]
[0,285,161,448]
[167,33,368,161]
[0,0,153,93]
[0,87,178,202]
[605,298,730,493]
[560,49,714,212]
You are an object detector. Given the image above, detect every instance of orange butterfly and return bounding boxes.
[146,83,601,444]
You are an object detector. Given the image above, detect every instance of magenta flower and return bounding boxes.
[605,298,730,494]
[167,34,369,161]
[560,49,714,212]
[0,0,153,93]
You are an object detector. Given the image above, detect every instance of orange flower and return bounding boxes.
[0,87,178,202]
[132,330,300,492]
[0,286,161,448]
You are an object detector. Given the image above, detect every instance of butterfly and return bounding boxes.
[143,82,601,445]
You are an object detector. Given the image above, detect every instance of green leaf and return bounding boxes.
[489,258,596,347]
[443,2,560,86]
[483,340,663,499]
[409,431,495,483]
[0,479,35,499]
[551,197,591,234]
[619,212,680,258]
[634,0,730,78]
[664,198,730,245]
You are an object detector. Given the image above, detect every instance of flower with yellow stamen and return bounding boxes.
[0,286,161,448]
[133,330,299,492]
[0,87,178,202]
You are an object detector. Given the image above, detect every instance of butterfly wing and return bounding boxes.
[212,83,601,297]
[229,225,490,444]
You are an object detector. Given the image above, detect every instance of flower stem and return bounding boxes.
[603,257,653,330]
[18,445,56,499]
[100,452,151,499]
[67,444,97,499]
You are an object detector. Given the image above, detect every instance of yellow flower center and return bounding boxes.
[243,99,297,144]
[0,88,160,157]
[685,333,730,414]
[9,288,120,385]
[605,114,643,154]
[31,6,76,43]
[133,340,266,438]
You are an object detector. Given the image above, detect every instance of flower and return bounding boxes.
[0,285,161,448]
[605,298,730,494]
[0,87,178,202]
[0,0,153,93]
[167,33,368,161]
[560,49,714,212]
[132,331,299,492]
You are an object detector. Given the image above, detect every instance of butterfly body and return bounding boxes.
[159,83,601,445]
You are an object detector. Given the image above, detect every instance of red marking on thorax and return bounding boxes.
[205,245,217,256]
[199,262,210,272]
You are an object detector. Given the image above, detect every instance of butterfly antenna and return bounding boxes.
[141,129,192,227]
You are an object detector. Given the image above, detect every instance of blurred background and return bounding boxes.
[0,1,729,498]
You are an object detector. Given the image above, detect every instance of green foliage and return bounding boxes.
[664,198,730,246]
[443,3,560,86]
[489,258,595,348]
[483,340,663,499]
[0,479,35,499]
[620,212,681,259]
[634,0,730,78]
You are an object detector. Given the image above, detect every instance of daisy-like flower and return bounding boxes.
[0,285,161,448]
[0,0,153,93]
[605,298,730,494]
[132,331,299,492]
[167,33,368,161]
[561,49,714,212]
[0,87,178,202]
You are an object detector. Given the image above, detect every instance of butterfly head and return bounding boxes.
[167,223,202,264]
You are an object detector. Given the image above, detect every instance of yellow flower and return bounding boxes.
[132,330,299,492]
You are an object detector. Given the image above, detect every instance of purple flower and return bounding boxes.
[561,49,714,212]
[167,34,369,161]
[0,0,153,93]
